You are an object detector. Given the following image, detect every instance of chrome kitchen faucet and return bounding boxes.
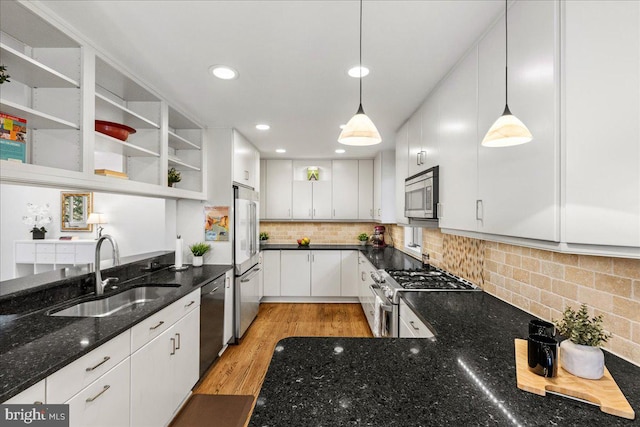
[95,234,120,295]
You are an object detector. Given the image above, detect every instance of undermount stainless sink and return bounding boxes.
[49,285,179,318]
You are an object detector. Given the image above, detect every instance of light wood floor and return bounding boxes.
[195,303,372,397]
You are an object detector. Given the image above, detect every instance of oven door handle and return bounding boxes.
[369,285,393,312]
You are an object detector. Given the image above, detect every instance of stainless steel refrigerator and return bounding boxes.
[233,185,260,342]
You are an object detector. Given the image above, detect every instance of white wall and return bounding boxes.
[0,183,173,281]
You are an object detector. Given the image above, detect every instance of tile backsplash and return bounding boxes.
[390,225,640,366]
[259,222,378,245]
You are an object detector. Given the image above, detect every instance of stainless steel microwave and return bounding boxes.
[405,166,439,219]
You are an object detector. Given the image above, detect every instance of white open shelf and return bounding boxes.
[95,131,160,157]
[168,131,200,150]
[0,99,79,129]
[95,93,160,129]
[169,157,200,171]
[0,43,79,88]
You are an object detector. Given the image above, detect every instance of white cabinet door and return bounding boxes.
[374,151,396,223]
[233,130,257,189]
[477,0,559,241]
[312,181,332,220]
[259,159,266,220]
[172,308,200,410]
[332,160,359,219]
[340,250,358,297]
[223,270,234,344]
[358,159,374,220]
[292,181,313,219]
[3,380,45,404]
[438,46,479,232]
[563,0,640,247]
[310,250,341,297]
[395,122,409,224]
[66,358,131,427]
[421,92,440,170]
[263,250,281,296]
[280,251,311,296]
[373,153,382,221]
[407,108,423,177]
[265,160,292,219]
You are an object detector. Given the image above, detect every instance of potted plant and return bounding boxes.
[22,203,52,240]
[189,242,210,267]
[357,233,369,246]
[554,304,612,379]
[0,65,10,84]
[260,232,269,241]
[168,167,181,187]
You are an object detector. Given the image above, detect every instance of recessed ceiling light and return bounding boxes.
[209,65,238,80]
[276,149,286,153]
[256,124,270,130]
[339,124,346,129]
[348,66,369,78]
[335,149,346,154]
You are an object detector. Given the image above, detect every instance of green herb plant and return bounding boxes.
[260,232,269,241]
[168,167,182,186]
[0,65,10,84]
[189,242,211,257]
[357,233,369,242]
[554,304,612,347]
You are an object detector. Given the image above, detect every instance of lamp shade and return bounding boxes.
[481,105,533,147]
[87,213,108,225]
[338,104,382,146]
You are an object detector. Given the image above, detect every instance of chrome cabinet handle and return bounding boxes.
[361,272,366,281]
[409,321,420,331]
[416,152,420,165]
[86,356,110,372]
[378,208,381,217]
[86,385,110,402]
[244,170,249,180]
[312,254,315,262]
[370,208,373,218]
[34,401,43,405]
[476,200,483,220]
[209,286,219,294]
[437,203,442,219]
[226,276,230,288]
[185,300,196,307]
[313,208,316,216]
[170,337,176,355]
[150,321,164,330]
[175,333,181,350]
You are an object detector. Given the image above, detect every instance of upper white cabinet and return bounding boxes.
[395,123,409,224]
[0,1,206,200]
[477,0,559,242]
[438,47,479,232]
[407,109,423,177]
[232,130,259,189]
[421,92,440,170]
[292,160,331,220]
[332,160,359,219]
[373,150,396,223]
[563,0,640,247]
[264,159,293,219]
[358,159,374,221]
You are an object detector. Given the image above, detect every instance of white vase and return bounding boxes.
[560,340,605,379]
[192,255,203,267]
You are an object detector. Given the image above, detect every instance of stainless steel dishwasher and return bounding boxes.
[199,274,225,378]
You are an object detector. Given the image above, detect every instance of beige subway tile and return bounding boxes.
[497,243,512,253]
[519,284,540,301]
[552,252,579,266]
[512,294,531,312]
[578,255,612,273]
[506,278,521,293]
[541,261,564,279]
[505,253,522,268]
[483,282,497,294]
[513,268,530,284]
[634,281,640,302]
[521,257,541,273]
[530,248,553,261]
[549,308,563,323]
[551,279,578,300]
[488,271,506,287]
[613,258,640,280]
[564,266,595,288]
[613,296,640,323]
[497,263,513,278]
[577,287,614,313]
[484,260,498,273]
[529,273,551,291]
[632,323,640,344]
[540,290,564,312]
[594,273,632,298]
[606,337,637,364]
[595,310,631,340]
[529,301,551,321]
[494,286,512,302]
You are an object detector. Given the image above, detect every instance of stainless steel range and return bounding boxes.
[369,266,480,337]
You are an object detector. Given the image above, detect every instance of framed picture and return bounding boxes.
[61,192,93,231]
[205,206,229,241]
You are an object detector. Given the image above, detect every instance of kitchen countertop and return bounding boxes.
[0,260,232,402]
[250,292,640,426]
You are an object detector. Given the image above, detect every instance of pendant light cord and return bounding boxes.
[504,0,508,106]
[359,0,363,107]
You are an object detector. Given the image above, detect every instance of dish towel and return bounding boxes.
[373,295,383,337]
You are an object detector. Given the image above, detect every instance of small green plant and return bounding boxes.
[357,233,369,242]
[168,167,181,186]
[259,232,269,241]
[554,304,612,347]
[0,65,10,84]
[189,242,211,257]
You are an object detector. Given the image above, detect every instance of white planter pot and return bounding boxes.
[192,255,203,267]
[359,241,367,246]
[560,340,604,379]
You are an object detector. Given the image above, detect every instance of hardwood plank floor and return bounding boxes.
[195,303,372,398]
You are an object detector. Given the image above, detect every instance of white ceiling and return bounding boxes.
[40,0,504,159]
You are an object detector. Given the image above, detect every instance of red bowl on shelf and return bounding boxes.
[95,120,136,141]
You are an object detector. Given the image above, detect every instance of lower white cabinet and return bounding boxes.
[310,251,341,297]
[66,358,131,427]
[131,307,200,427]
[262,250,281,297]
[340,250,359,297]
[399,300,434,338]
[280,251,311,296]
[357,252,376,332]
[3,380,45,404]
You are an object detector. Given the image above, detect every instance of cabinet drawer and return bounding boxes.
[3,380,45,404]
[36,244,55,254]
[399,301,434,338]
[36,253,55,264]
[56,253,76,264]
[15,243,36,263]
[47,331,130,404]
[56,244,76,254]
[131,289,200,353]
[65,358,130,427]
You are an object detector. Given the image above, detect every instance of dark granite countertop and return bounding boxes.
[250,293,640,426]
[0,259,232,402]
[260,243,364,251]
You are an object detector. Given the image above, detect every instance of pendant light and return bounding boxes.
[481,0,532,147]
[338,0,381,146]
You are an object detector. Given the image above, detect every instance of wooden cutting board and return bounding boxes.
[514,338,635,420]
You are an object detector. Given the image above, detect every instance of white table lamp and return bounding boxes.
[87,213,108,239]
